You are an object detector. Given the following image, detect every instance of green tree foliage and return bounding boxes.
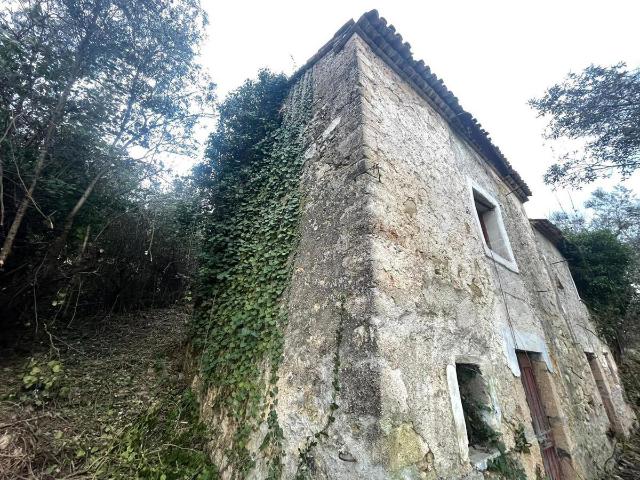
[551,186,640,243]
[585,186,640,248]
[563,230,634,351]
[0,0,211,333]
[530,64,640,186]
[551,186,639,355]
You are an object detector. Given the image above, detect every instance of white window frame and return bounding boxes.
[447,361,503,465]
[468,178,519,273]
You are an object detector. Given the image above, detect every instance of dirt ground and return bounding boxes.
[0,307,215,480]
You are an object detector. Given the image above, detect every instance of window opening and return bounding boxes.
[471,186,516,268]
[456,363,499,452]
[585,352,622,434]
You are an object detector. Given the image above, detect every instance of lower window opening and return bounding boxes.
[456,363,500,454]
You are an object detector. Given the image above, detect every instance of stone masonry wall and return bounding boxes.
[276,35,383,479]
[355,30,634,479]
[274,30,634,480]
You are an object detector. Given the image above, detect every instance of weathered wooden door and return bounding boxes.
[517,351,564,480]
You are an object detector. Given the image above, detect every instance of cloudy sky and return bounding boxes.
[191,0,640,218]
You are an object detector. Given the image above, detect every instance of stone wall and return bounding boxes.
[532,230,636,437]
[274,29,635,480]
[276,35,382,479]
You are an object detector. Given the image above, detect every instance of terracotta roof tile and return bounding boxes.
[531,219,568,252]
[292,10,532,202]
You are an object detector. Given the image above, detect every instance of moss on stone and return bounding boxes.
[387,423,426,472]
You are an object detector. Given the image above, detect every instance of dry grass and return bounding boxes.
[0,307,193,479]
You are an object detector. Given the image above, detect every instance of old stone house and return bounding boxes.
[200,10,636,480]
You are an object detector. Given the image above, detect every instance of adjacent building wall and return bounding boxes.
[532,230,636,437]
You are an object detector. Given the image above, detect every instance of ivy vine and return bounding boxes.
[191,70,313,475]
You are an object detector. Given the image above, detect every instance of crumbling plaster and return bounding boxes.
[272,29,634,480]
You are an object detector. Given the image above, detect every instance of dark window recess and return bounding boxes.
[456,363,499,449]
[474,195,493,249]
[585,353,621,434]
[472,188,515,264]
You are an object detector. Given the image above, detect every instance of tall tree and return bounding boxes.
[530,63,640,186]
[0,0,214,268]
[551,186,640,355]
[585,186,640,248]
[0,0,214,329]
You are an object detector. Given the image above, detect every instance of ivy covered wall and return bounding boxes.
[191,69,313,477]
[190,34,378,479]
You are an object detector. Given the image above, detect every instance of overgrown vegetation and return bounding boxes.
[0,5,216,476]
[20,357,66,405]
[103,389,218,479]
[0,0,212,339]
[1,2,316,474]
[563,230,635,353]
[551,186,640,357]
[457,364,501,448]
[190,70,312,475]
[0,308,218,479]
[486,445,528,480]
[512,424,531,454]
[455,365,528,479]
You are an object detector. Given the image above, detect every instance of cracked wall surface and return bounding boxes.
[276,35,383,479]
[272,30,636,480]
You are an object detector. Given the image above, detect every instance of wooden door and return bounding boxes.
[517,351,563,480]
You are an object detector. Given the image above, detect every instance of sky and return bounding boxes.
[185,0,640,218]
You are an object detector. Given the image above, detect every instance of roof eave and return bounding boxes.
[531,219,569,253]
[290,10,532,203]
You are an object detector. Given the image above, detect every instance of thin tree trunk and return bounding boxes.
[0,90,70,268]
[77,225,91,260]
[0,132,52,268]
[47,165,108,262]
[0,3,101,269]
[0,119,14,231]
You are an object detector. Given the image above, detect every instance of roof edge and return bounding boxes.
[530,218,568,253]
[290,9,532,202]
